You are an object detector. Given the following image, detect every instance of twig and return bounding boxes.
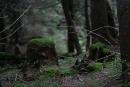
[12,74,18,87]
[0,24,24,40]
[0,5,31,34]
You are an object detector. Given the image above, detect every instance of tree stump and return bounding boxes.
[22,37,58,81]
[27,37,58,66]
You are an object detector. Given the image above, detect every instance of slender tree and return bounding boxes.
[85,0,92,50]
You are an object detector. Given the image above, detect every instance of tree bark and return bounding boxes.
[8,10,22,55]
[85,0,92,51]
[0,9,6,52]
[61,0,82,55]
[117,0,130,85]
[91,0,109,44]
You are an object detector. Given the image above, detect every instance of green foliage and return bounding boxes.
[14,80,63,87]
[105,57,122,77]
[40,68,60,80]
[60,67,78,76]
[90,42,105,49]
[87,63,103,72]
[90,80,103,87]
[30,37,54,46]
[121,80,129,87]
[39,66,78,80]
[102,48,110,54]
[0,52,17,60]
[90,42,110,54]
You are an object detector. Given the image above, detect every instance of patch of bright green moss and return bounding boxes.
[30,37,54,46]
[90,42,105,49]
[102,48,110,54]
[87,63,103,72]
[90,42,110,54]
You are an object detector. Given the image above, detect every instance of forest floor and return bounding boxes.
[0,55,122,87]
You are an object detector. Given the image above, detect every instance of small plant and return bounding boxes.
[90,42,110,54]
[90,42,105,49]
[89,42,111,62]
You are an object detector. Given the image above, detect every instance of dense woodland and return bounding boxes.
[0,0,130,87]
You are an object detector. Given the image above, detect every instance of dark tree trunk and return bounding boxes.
[117,0,130,85]
[91,0,109,44]
[61,0,82,55]
[0,9,6,52]
[117,0,130,62]
[106,1,118,44]
[8,10,22,55]
[0,80,2,87]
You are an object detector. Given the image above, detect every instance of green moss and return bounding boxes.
[40,68,60,79]
[102,48,110,54]
[30,37,54,46]
[87,63,103,72]
[0,52,17,60]
[60,68,78,76]
[90,42,110,54]
[90,42,105,49]
[39,66,78,80]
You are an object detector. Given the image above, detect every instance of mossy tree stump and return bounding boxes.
[22,37,58,81]
[27,37,58,66]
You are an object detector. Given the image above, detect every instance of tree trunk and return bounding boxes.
[117,0,130,85]
[0,9,6,52]
[8,10,22,55]
[85,0,92,51]
[91,0,109,44]
[61,0,82,55]
[106,1,118,44]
